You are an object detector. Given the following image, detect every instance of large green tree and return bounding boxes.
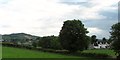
[59,19,89,52]
[110,22,120,59]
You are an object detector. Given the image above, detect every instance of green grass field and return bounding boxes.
[2,46,80,58]
[83,49,116,57]
[1,46,116,60]
[0,45,2,59]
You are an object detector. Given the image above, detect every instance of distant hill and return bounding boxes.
[2,33,40,42]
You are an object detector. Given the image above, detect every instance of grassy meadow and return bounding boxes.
[83,49,116,57]
[1,46,116,60]
[2,46,80,58]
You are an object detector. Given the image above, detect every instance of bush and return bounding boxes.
[38,36,62,50]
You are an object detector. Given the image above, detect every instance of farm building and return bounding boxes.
[89,40,110,49]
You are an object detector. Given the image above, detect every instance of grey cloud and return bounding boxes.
[84,5,118,28]
[100,10,118,20]
[84,20,117,31]
[60,1,94,7]
[83,9,117,39]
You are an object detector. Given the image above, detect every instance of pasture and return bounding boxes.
[2,46,116,60]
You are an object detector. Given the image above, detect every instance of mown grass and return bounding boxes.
[83,49,116,57]
[2,46,116,60]
[0,45,2,59]
[2,46,80,58]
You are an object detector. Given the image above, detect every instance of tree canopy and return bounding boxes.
[91,35,97,44]
[38,36,62,49]
[110,22,120,58]
[59,19,89,52]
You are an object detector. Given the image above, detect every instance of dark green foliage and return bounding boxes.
[38,36,62,49]
[102,37,107,44]
[32,42,37,48]
[84,36,91,49]
[50,36,62,49]
[108,37,113,44]
[102,37,107,41]
[59,19,89,52]
[38,36,51,48]
[110,22,120,58]
[91,35,97,44]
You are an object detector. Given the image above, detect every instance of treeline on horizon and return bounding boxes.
[2,19,120,59]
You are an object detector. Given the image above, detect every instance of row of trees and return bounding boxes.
[37,36,62,50]
[36,20,102,52]
[34,19,120,59]
[35,20,90,52]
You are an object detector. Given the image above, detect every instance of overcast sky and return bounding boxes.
[0,0,119,39]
